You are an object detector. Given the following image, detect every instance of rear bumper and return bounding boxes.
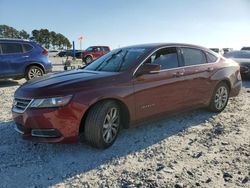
[12,102,87,143]
[45,63,53,73]
[230,80,242,97]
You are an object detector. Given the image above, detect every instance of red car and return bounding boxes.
[82,46,110,64]
[12,43,242,148]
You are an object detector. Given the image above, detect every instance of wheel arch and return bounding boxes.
[25,62,45,74]
[79,98,130,135]
[84,54,93,60]
[210,67,237,91]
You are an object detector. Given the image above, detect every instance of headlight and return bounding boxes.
[30,95,72,108]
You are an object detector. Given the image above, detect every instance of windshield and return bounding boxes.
[86,47,93,51]
[84,47,148,72]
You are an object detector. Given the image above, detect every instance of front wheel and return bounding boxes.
[208,82,230,112]
[84,101,121,148]
[25,66,44,80]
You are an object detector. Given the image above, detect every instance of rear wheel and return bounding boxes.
[84,101,121,148]
[25,66,43,80]
[208,82,230,112]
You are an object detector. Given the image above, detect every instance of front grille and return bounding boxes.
[12,98,33,113]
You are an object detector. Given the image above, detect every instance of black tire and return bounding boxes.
[208,82,230,112]
[85,56,93,65]
[84,101,121,149]
[25,66,44,80]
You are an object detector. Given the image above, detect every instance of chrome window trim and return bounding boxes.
[133,45,220,77]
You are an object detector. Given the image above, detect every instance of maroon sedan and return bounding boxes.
[12,43,242,148]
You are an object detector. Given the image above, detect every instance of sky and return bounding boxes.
[0,0,250,50]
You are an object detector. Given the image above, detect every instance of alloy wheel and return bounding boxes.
[214,86,228,110]
[28,68,43,79]
[102,107,120,144]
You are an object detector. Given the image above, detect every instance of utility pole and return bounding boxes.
[78,36,84,50]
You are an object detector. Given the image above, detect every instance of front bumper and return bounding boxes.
[12,102,86,143]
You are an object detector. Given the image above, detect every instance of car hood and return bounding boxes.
[230,58,250,65]
[15,69,119,98]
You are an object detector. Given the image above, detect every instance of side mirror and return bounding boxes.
[136,64,161,76]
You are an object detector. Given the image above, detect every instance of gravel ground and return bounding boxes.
[0,59,249,187]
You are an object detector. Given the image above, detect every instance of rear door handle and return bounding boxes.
[22,55,29,58]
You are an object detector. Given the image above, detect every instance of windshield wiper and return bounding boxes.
[95,49,123,71]
[117,50,128,71]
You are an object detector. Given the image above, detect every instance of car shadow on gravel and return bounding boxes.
[0,109,215,187]
[0,80,21,88]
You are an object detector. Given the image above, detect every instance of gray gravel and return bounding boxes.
[0,60,249,187]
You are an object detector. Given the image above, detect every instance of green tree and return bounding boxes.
[50,31,57,49]
[39,29,50,49]
[0,25,19,38]
[19,30,30,39]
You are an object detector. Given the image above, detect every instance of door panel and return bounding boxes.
[0,54,11,77]
[9,53,29,75]
[0,42,25,76]
[180,47,218,106]
[133,68,188,122]
[92,47,102,59]
[182,64,215,105]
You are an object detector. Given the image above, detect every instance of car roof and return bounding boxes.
[123,43,209,51]
[0,38,32,43]
[89,46,110,48]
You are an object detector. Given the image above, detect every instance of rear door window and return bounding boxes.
[1,43,23,54]
[181,48,207,66]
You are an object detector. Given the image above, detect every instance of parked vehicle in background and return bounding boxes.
[224,50,250,78]
[57,50,83,58]
[48,50,60,57]
[241,47,250,51]
[210,48,224,55]
[0,38,52,80]
[57,50,67,57]
[12,43,241,148]
[223,48,233,54]
[82,46,110,64]
[75,50,84,59]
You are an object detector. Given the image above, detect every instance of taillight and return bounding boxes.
[42,49,48,55]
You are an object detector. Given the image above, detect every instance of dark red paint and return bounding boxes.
[12,43,242,143]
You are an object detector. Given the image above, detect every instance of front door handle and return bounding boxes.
[173,72,184,77]
[207,67,214,72]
